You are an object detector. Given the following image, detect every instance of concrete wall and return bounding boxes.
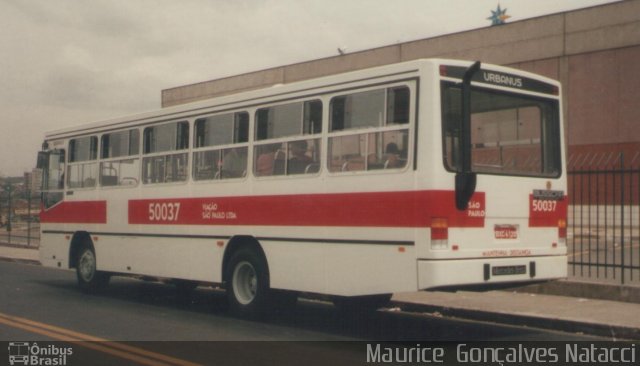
[161,0,640,151]
[567,47,640,146]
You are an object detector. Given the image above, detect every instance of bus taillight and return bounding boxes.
[558,218,567,244]
[431,217,449,250]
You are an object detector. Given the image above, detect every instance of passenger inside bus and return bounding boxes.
[221,148,247,178]
[287,140,313,174]
[256,144,281,176]
[382,142,401,169]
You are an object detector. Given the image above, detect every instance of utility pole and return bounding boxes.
[27,187,31,247]
[3,183,12,244]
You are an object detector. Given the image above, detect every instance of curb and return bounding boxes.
[391,300,640,341]
[0,256,40,266]
[0,243,39,250]
[515,280,640,304]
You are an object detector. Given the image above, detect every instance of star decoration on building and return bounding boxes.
[487,4,511,26]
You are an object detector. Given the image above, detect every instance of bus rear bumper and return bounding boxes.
[417,255,567,290]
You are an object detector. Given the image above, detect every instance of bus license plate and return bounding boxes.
[492,265,526,276]
[495,224,518,239]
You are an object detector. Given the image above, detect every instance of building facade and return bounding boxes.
[161,0,640,168]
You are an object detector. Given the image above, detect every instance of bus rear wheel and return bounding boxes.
[76,246,110,293]
[225,248,270,318]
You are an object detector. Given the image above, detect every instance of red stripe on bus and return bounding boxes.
[128,190,486,228]
[40,201,107,224]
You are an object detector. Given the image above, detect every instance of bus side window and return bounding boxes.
[100,129,140,188]
[193,112,249,181]
[143,121,189,184]
[68,136,98,188]
[328,86,410,173]
[254,100,323,177]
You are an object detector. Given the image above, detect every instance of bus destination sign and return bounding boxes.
[443,65,558,95]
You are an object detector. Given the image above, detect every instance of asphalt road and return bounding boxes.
[0,261,608,365]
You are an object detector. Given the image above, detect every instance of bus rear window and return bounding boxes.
[441,83,561,177]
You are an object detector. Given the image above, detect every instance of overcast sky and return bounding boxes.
[0,0,619,177]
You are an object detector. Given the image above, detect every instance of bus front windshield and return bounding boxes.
[442,82,561,178]
[40,149,65,208]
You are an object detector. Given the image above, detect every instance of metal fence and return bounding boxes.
[567,151,640,285]
[0,184,40,248]
[0,222,40,248]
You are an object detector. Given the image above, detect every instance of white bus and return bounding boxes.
[37,59,567,316]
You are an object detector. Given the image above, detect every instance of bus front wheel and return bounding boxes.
[76,246,110,293]
[225,248,270,318]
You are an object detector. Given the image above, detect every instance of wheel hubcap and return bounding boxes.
[79,250,96,282]
[232,261,257,305]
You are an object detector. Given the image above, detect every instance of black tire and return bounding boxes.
[332,294,392,313]
[225,248,270,318]
[75,246,110,293]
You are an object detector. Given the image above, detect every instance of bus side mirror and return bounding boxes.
[455,61,481,211]
[455,172,476,210]
[36,151,49,170]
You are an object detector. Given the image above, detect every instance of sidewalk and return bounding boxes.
[2,244,639,340]
[0,243,40,264]
[392,288,640,340]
